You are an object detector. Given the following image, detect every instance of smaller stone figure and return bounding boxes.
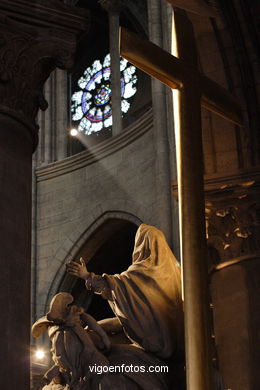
[33,225,185,389]
[32,293,111,388]
[32,292,171,389]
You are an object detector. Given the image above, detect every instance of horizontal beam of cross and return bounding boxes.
[120,27,243,126]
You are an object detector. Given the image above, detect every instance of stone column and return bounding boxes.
[205,173,260,390]
[37,68,68,165]
[0,2,89,389]
[44,75,53,163]
[100,0,122,136]
[36,109,45,165]
[56,69,68,160]
[147,0,174,244]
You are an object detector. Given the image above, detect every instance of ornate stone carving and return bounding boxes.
[32,225,185,389]
[172,170,260,264]
[204,171,260,263]
[0,0,90,148]
[206,203,258,261]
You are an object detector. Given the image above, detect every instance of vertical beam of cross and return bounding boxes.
[120,9,242,389]
[172,11,213,389]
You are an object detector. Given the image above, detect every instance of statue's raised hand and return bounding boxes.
[66,257,89,280]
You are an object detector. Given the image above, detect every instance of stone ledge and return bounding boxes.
[172,167,260,200]
[209,252,260,274]
[36,108,153,182]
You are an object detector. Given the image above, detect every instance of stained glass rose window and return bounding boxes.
[71,54,138,135]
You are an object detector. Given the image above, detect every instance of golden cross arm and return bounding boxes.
[120,27,243,126]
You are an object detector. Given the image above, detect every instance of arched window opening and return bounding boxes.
[58,219,138,320]
[71,54,138,135]
[67,0,151,155]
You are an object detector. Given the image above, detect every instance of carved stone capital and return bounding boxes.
[172,169,260,264]
[206,202,258,262]
[0,0,90,149]
[204,170,260,263]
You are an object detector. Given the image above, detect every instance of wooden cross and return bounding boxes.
[120,9,242,390]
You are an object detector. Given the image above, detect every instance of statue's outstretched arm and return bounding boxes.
[66,259,112,300]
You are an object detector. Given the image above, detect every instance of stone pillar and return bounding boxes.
[0,111,34,390]
[147,0,174,244]
[44,75,53,164]
[100,0,122,136]
[56,69,68,160]
[36,109,45,165]
[205,173,260,390]
[0,2,89,389]
[37,68,68,165]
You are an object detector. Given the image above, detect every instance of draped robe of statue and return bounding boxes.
[86,224,184,359]
[32,293,171,390]
[32,225,185,389]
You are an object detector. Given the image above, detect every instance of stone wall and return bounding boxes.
[33,109,157,319]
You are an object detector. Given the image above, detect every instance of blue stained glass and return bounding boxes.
[95,85,111,106]
[81,93,91,114]
[71,54,137,135]
[120,77,125,98]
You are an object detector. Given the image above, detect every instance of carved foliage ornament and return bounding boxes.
[206,203,259,261]
[0,17,76,128]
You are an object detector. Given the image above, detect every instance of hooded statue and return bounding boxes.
[78,224,184,359]
[36,224,186,389]
[104,224,183,358]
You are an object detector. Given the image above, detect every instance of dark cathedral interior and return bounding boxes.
[0,0,259,389]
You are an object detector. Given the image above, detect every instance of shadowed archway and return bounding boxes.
[58,218,138,320]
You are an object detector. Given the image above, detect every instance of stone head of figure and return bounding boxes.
[32,293,80,339]
[132,223,168,264]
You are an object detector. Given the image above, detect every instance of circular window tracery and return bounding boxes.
[71,54,138,135]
